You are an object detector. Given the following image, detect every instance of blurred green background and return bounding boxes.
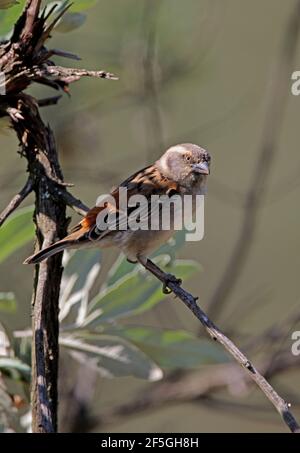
[1,0,300,433]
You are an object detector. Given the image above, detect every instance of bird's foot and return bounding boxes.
[162,273,182,294]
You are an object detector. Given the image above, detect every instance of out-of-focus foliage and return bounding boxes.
[0,207,34,264]
[0,357,30,382]
[0,0,19,10]
[106,326,228,369]
[0,292,16,313]
[44,0,96,34]
[2,0,296,434]
[57,233,228,380]
[0,204,227,430]
[0,320,30,432]
[0,0,99,38]
[0,0,25,36]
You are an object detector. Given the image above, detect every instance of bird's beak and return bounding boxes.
[192,161,210,175]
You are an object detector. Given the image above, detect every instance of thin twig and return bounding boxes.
[140,258,300,434]
[51,187,89,216]
[39,66,119,82]
[0,178,33,227]
[38,95,62,107]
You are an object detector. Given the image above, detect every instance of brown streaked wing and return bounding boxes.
[68,165,179,235]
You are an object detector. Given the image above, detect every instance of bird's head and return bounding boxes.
[156,143,211,191]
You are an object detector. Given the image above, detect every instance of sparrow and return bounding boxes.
[24,143,211,269]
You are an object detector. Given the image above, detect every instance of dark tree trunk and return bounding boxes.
[0,0,114,431]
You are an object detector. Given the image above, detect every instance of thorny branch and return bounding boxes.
[0,178,33,227]
[0,0,115,432]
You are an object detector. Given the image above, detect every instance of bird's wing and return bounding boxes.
[67,165,179,242]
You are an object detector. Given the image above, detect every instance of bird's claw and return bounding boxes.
[162,273,182,294]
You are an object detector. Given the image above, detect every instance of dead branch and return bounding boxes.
[50,186,89,216]
[0,178,33,227]
[39,65,118,82]
[0,0,114,432]
[139,258,300,433]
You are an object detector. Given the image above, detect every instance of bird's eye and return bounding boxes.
[185,155,191,162]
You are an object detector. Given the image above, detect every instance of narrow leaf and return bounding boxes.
[59,249,101,323]
[0,0,19,9]
[109,326,229,369]
[106,253,135,288]
[0,0,25,36]
[0,206,34,264]
[85,258,200,326]
[0,357,30,382]
[55,12,86,33]
[0,293,16,313]
[85,269,163,325]
[60,334,163,381]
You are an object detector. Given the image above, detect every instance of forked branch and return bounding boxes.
[0,0,115,432]
[0,178,33,227]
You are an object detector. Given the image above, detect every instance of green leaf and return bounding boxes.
[109,326,229,369]
[153,230,187,260]
[86,269,163,325]
[106,253,136,288]
[55,12,86,33]
[60,334,163,381]
[106,231,189,288]
[63,249,101,296]
[59,249,101,323]
[0,0,19,10]
[0,206,34,264]
[43,0,97,34]
[0,357,30,382]
[165,258,202,281]
[69,0,98,12]
[0,383,14,432]
[0,0,25,37]
[85,258,200,326]
[0,292,16,313]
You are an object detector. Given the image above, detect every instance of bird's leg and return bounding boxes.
[138,257,182,294]
[127,258,138,264]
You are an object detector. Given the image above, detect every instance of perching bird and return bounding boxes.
[24,143,211,269]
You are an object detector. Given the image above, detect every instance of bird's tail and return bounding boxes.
[24,239,75,264]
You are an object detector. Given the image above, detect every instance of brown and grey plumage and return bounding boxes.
[24,143,211,265]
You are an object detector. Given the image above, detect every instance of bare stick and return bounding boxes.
[39,66,119,82]
[0,178,33,227]
[140,258,300,434]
